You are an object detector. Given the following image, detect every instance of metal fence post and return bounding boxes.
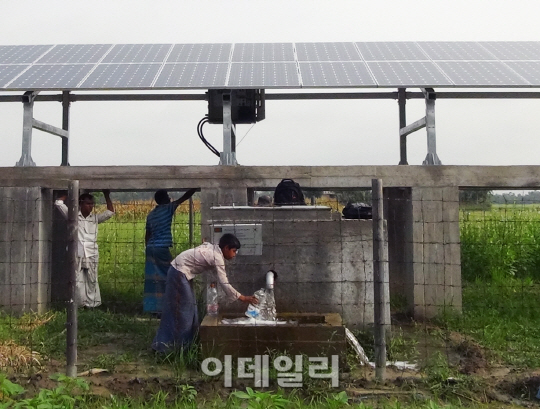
[66,180,79,377]
[189,196,194,247]
[372,178,386,381]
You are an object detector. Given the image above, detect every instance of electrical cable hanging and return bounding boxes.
[197,116,220,157]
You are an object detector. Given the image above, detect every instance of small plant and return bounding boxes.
[324,390,349,408]
[12,374,89,409]
[0,374,24,403]
[178,384,197,403]
[231,387,291,409]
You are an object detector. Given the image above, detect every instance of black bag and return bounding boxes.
[342,202,372,219]
[274,179,305,206]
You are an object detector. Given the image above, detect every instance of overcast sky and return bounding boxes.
[2,0,540,168]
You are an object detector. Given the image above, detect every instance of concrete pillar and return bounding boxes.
[410,186,462,319]
[0,187,52,314]
[384,188,414,311]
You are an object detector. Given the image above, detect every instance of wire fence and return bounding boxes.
[1,184,540,401]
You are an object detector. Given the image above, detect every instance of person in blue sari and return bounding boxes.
[144,188,197,314]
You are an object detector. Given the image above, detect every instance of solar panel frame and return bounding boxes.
[367,61,453,87]
[0,45,53,64]
[79,63,162,89]
[356,42,428,61]
[232,43,295,62]
[153,63,229,88]
[1,42,540,90]
[0,65,30,87]
[102,44,171,63]
[418,41,498,60]
[479,41,540,61]
[228,62,300,88]
[296,42,361,62]
[8,64,96,89]
[435,61,531,87]
[299,62,376,87]
[503,61,540,85]
[167,43,232,63]
[35,44,112,64]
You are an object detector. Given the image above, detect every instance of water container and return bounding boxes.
[206,282,219,316]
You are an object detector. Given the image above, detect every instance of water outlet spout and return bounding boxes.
[266,270,276,290]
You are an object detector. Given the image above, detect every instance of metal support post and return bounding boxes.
[422,88,442,165]
[219,91,237,165]
[16,91,38,166]
[61,91,70,166]
[188,197,194,248]
[398,88,408,165]
[372,178,387,382]
[66,180,79,377]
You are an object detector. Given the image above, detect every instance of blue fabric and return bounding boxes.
[151,266,199,353]
[145,202,179,248]
[143,247,173,313]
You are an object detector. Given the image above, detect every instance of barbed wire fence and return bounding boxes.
[1,182,540,394]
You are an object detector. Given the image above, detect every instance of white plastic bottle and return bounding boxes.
[207,282,219,316]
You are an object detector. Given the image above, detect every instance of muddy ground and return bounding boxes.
[4,329,540,407]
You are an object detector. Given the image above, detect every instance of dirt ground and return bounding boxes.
[5,330,540,407]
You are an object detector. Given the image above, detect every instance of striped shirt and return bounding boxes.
[145,202,180,248]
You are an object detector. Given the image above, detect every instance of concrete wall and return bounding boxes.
[0,187,51,314]
[410,187,462,318]
[2,164,538,318]
[205,206,391,330]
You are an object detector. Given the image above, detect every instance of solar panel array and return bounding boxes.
[1,42,540,90]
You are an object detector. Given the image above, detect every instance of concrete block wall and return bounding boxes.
[410,186,462,319]
[205,206,391,329]
[0,187,51,314]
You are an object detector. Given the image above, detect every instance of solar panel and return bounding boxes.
[435,61,530,86]
[79,64,161,88]
[8,64,95,89]
[167,44,231,63]
[228,62,299,87]
[356,42,427,61]
[296,42,361,61]
[299,62,375,87]
[102,44,171,63]
[480,41,540,61]
[232,43,295,62]
[418,42,497,60]
[504,61,540,84]
[1,42,540,90]
[0,45,53,64]
[0,65,29,87]
[367,61,452,87]
[154,63,228,88]
[36,44,112,64]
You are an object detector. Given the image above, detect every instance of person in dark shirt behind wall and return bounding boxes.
[144,188,197,314]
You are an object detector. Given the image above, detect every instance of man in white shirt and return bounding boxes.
[55,190,115,308]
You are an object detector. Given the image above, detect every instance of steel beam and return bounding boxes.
[32,119,69,138]
[16,91,38,166]
[62,91,70,166]
[219,91,237,165]
[399,117,426,138]
[398,88,408,165]
[422,88,441,165]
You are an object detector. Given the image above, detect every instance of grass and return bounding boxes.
[5,200,540,406]
[97,200,202,313]
[460,204,540,282]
